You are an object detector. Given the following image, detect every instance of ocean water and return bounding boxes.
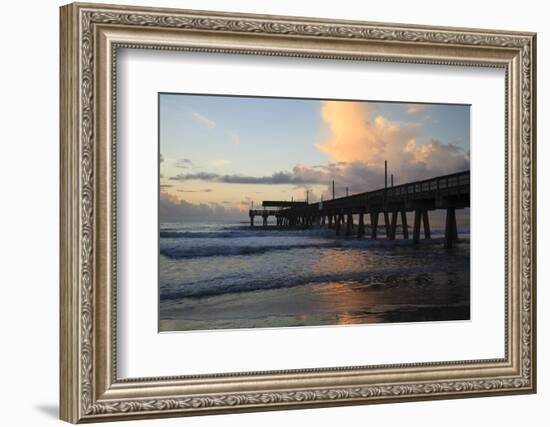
[159,222,470,332]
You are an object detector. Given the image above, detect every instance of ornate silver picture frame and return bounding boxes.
[60,2,536,423]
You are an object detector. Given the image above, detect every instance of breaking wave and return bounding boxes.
[160,241,342,259]
[159,268,432,300]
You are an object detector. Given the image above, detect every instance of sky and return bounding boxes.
[159,93,470,222]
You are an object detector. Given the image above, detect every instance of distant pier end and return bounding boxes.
[262,201,308,208]
[249,201,308,227]
[248,170,470,248]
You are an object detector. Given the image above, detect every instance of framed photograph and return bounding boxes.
[60,2,537,423]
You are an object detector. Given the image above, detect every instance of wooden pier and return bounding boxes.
[249,170,469,248]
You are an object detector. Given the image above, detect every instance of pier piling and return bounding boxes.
[390,211,398,240]
[422,210,431,239]
[384,212,391,240]
[357,211,365,238]
[413,209,422,243]
[370,212,379,239]
[444,207,459,248]
[346,211,353,236]
[401,211,409,239]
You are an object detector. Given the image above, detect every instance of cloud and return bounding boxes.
[159,191,241,222]
[238,196,254,212]
[407,104,432,114]
[167,151,467,197]
[289,161,385,198]
[169,167,326,185]
[191,111,216,128]
[317,101,413,166]
[177,188,213,193]
[315,100,469,188]
[168,149,467,202]
[167,161,380,199]
[175,158,194,169]
[404,139,469,177]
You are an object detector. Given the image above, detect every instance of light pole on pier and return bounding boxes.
[385,160,388,190]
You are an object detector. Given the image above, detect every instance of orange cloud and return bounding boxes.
[317,101,417,168]
[316,101,467,183]
[317,101,381,164]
